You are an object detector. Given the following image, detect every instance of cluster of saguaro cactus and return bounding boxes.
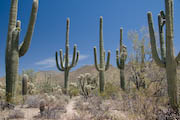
[147,0,180,110]
[94,16,111,93]
[5,0,39,103]
[116,28,127,90]
[55,18,79,94]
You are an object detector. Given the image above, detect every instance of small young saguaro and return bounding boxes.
[116,28,127,90]
[55,18,79,94]
[147,0,180,111]
[22,74,28,96]
[94,16,111,93]
[5,0,39,103]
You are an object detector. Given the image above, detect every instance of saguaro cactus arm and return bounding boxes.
[116,49,121,69]
[19,0,39,57]
[158,13,166,62]
[55,51,65,71]
[147,12,165,68]
[120,28,123,53]
[105,51,111,71]
[94,47,101,72]
[116,49,127,69]
[69,45,79,69]
[8,0,18,31]
[59,50,65,69]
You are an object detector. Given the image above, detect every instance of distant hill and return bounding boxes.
[1,63,179,88]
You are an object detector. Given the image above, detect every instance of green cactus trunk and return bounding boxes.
[165,0,178,109]
[99,17,105,92]
[120,70,125,90]
[147,0,180,111]
[99,71,105,92]
[5,0,38,103]
[64,70,69,93]
[6,53,19,102]
[93,16,111,93]
[166,63,178,109]
[55,18,79,94]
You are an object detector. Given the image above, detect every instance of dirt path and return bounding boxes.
[60,97,79,120]
[21,107,39,120]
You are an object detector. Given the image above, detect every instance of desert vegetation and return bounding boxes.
[0,0,180,120]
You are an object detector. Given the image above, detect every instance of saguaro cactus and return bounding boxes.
[22,74,28,96]
[140,43,145,69]
[147,0,180,110]
[116,28,127,90]
[5,0,39,103]
[22,74,28,106]
[94,16,111,92]
[55,18,79,94]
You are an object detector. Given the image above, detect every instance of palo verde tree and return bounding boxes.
[5,0,39,103]
[147,0,180,111]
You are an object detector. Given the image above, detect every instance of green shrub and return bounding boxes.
[100,82,121,99]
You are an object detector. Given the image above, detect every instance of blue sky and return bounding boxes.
[0,0,180,76]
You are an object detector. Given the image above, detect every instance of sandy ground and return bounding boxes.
[60,97,79,120]
[20,107,39,120]
[6,97,79,120]
[0,96,130,120]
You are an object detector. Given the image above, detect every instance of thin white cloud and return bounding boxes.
[35,57,56,68]
[35,54,89,69]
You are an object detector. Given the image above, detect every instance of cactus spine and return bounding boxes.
[5,0,38,103]
[55,18,79,94]
[116,28,127,90]
[147,0,180,110]
[94,16,111,92]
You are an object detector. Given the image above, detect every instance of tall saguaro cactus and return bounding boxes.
[116,28,127,90]
[55,18,79,94]
[94,16,111,93]
[147,0,180,110]
[5,0,39,103]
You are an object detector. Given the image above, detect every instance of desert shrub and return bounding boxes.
[38,81,54,93]
[68,82,80,98]
[27,82,37,95]
[77,73,97,99]
[8,110,24,119]
[52,85,62,94]
[75,95,129,120]
[0,88,5,99]
[37,94,67,119]
[22,69,36,83]
[100,82,121,99]
[25,95,41,108]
